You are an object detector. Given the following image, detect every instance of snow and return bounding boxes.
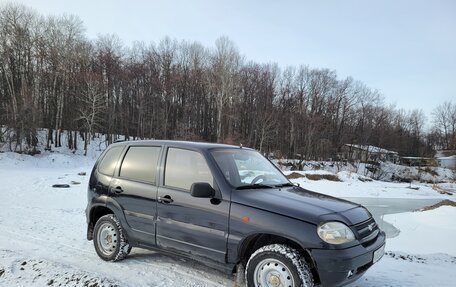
[347,207,456,286]
[0,151,455,286]
[0,150,96,168]
[337,170,372,182]
[383,206,456,256]
[286,170,454,199]
[274,159,358,173]
[0,128,115,159]
[381,161,455,183]
[275,159,455,183]
[348,253,456,287]
[0,153,231,287]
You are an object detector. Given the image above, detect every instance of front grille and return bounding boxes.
[354,217,379,247]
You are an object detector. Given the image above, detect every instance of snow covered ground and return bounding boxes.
[276,159,456,183]
[285,170,455,199]
[0,153,232,287]
[384,206,456,256]
[0,152,455,286]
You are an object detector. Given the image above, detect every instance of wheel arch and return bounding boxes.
[237,233,321,285]
[87,205,115,240]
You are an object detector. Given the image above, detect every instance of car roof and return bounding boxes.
[109,139,254,151]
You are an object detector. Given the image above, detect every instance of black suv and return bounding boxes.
[86,140,385,287]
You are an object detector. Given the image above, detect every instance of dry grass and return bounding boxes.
[286,172,306,179]
[420,199,456,211]
[432,184,455,195]
[423,167,439,177]
[287,172,341,181]
[305,174,341,181]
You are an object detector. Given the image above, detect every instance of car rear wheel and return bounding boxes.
[93,214,130,261]
[246,244,314,287]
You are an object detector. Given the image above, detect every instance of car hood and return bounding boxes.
[231,186,371,226]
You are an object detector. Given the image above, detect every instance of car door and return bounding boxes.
[156,147,230,263]
[110,145,161,245]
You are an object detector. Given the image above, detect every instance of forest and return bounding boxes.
[1,3,455,159]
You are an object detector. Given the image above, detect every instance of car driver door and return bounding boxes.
[156,147,230,263]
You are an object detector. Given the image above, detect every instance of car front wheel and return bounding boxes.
[246,244,314,287]
[93,214,130,261]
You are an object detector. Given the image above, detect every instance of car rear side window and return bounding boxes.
[165,148,213,190]
[98,146,123,176]
[120,146,161,183]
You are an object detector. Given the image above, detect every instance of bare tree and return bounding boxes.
[0,2,443,160]
[77,74,104,155]
[0,3,38,152]
[432,101,456,150]
[210,37,241,142]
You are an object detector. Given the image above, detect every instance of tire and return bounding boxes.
[93,214,130,261]
[246,244,314,287]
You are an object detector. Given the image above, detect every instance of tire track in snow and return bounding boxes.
[0,227,232,286]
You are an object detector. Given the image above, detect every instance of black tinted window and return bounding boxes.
[98,146,123,176]
[165,148,213,190]
[120,146,160,183]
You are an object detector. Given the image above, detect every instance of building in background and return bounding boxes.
[436,150,456,170]
[400,157,437,167]
[339,144,399,163]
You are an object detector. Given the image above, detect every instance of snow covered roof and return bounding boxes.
[435,150,456,158]
[344,144,398,155]
[437,155,456,160]
[401,157,435,160]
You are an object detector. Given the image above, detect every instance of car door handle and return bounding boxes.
[112,186,123,194]
[158,195,173,204]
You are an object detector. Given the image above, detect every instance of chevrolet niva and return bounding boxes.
[86,140,385,287]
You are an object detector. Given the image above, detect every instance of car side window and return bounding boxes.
[165,148,213,191]
[98,146,123,176]
[119,146,160,183]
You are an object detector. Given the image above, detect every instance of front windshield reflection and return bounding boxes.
[211,149,289,188]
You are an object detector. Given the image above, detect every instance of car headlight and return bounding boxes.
[317,221,355,244]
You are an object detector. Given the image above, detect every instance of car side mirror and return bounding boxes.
[190,182,215,198]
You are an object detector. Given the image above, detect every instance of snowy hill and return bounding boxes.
[275,159,455,183]
[0,128,111,158]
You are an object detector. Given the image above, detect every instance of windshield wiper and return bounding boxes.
[274,182,295,188]
[235,183,275,190]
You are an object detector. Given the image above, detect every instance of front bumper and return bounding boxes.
[311,230,386,287]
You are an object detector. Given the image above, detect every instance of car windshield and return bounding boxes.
[211,149,290,188]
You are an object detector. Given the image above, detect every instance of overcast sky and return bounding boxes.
[9,0,456,119]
